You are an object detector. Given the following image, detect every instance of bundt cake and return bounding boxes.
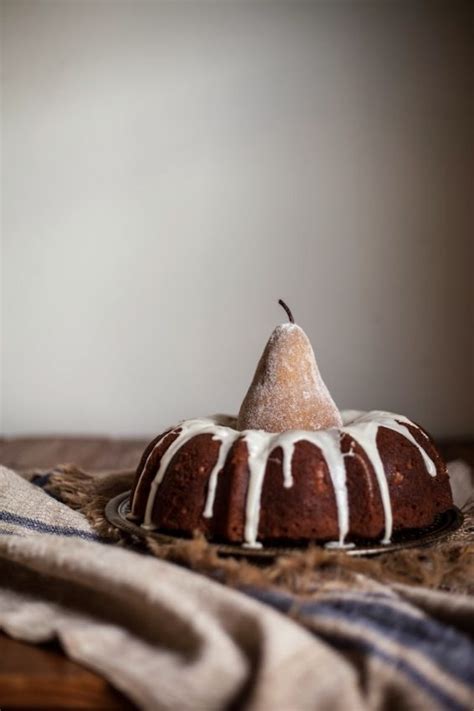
[129,301,452,548]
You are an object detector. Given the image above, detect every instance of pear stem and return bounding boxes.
[278,299,295,324]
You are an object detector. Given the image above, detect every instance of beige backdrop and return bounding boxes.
[1,1,473,437]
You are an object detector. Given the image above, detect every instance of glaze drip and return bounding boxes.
[141,419,224,529]
[203,428,241,518]
[134,411,437,547]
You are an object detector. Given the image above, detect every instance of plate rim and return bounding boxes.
[104,491,464,559]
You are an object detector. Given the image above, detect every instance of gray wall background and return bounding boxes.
[1,1,473,438]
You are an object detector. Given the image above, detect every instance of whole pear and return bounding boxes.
[237,306,342,433]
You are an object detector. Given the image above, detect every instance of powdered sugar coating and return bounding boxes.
[237,323,342,432]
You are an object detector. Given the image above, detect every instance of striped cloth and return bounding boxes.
[0,464,473,710]
[246,586,474,711]
[0,465,99,540]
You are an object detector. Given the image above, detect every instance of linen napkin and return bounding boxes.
[1,464,473,710]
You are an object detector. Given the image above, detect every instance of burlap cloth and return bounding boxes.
[0,461,473,710]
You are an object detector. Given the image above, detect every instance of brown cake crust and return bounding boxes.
[130,416,453,545]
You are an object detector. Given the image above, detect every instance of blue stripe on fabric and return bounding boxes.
[0,511,101,541]
[300,599,474,688]
[316,630,470,711]
[246,587,474,687]
[244,587,473,711]
[242,587,397,610]
[246,587,293,612]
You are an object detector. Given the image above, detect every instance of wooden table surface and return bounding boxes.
[0,435,473,709]
[0,635,135,710]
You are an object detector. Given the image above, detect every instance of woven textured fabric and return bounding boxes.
[1,464,473,710]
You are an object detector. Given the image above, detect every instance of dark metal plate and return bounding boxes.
[105,491,464,559]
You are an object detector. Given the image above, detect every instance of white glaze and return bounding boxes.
[142,418,224,529]
[342,420,393,543]
[130,431,172,511]
[275,428,349,546]
[136,411,437,547]
[340,411,436,542]
[203,427,241,518]
[343,411,436,476]
[243,430,273,548]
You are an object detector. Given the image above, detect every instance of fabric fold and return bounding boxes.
[0,466,363,711]
[1,464,473,710]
